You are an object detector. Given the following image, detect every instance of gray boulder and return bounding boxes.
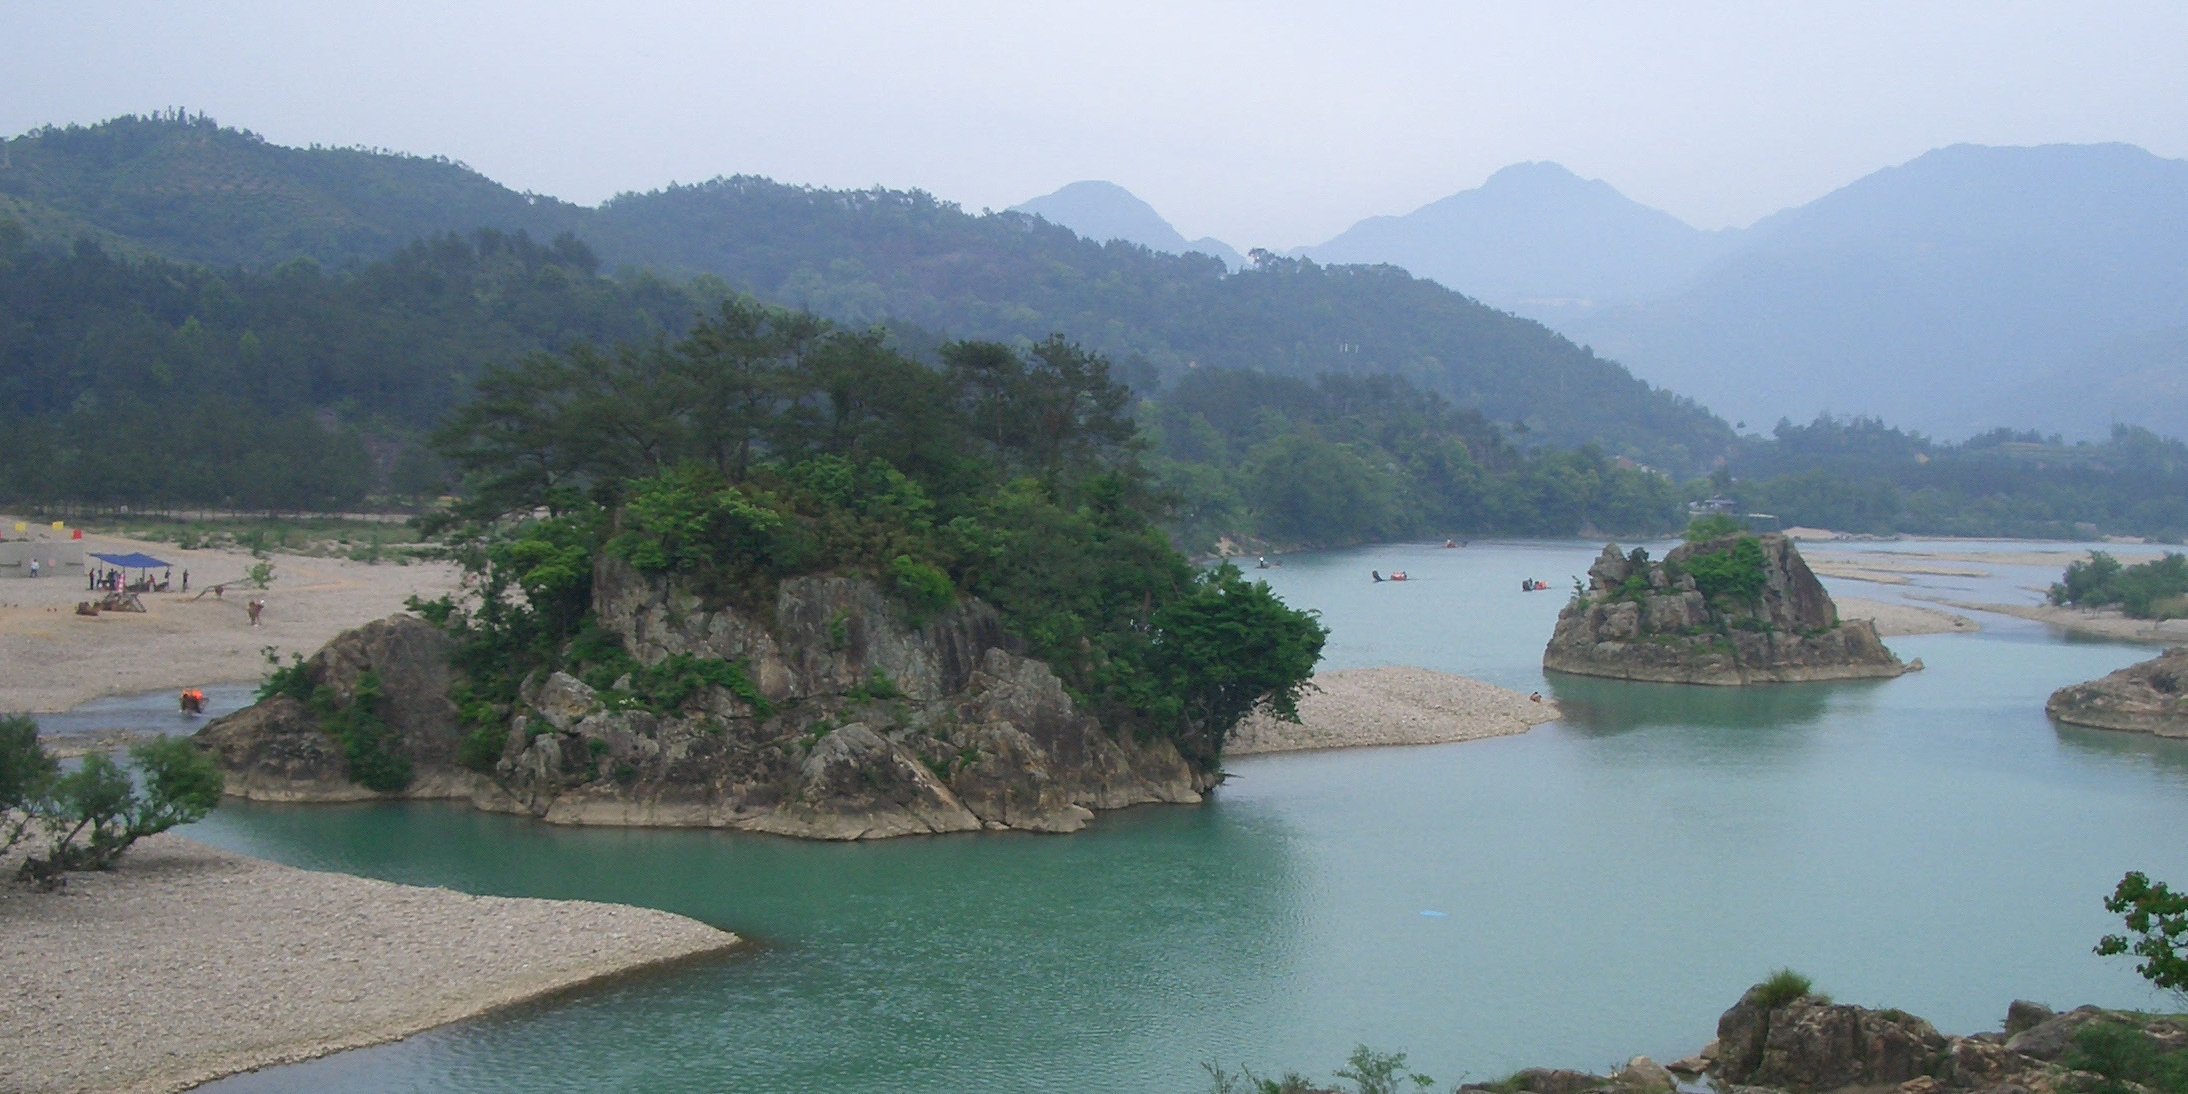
[2046,647,2188,737]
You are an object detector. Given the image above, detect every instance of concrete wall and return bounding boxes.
[0,541,85,577]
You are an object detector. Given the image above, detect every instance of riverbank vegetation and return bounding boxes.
[414,301,1325,765]
[2050,553,2188,619]
[0,713,223,886]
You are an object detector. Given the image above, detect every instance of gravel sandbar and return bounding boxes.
[1230,666,1558,755]
[1834,597,1978,637]
[0,834,738,1094]
[1929,600,2188,644]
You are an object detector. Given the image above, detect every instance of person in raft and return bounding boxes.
[179,688,206,715]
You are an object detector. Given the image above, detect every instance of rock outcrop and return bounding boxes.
[2046,646,2188,737]
[1543,534,1911,685]
[197,615,484,801]
[201,557,1204,839]
[1460,986,2182,1094]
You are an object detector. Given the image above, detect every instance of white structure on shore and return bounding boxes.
[0,539,85,578]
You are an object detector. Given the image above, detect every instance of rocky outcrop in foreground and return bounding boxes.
[201,558,1203,839]
[1458,986,2177,1094]
[1543,534,1912,685]
[199,615,486,801]
[2047,647,2188,737]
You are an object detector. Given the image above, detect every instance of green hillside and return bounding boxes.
[0,114,1732,470]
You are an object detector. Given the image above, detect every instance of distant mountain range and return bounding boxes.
[1294,144,2188,441]
[0,115,1730,471]
[1011,181,1245,269]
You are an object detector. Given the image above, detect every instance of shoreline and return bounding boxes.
[0,834,740,1094]
[1833,597,1978,637]
[0,517,464,713]
[1229,666,1559,755]
[1926,598,2188,644]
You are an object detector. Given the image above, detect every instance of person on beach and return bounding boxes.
[181,569,189,592]
[28,558,37,578]
[246,598,264,627]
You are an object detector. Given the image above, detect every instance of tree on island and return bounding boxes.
[1,714,224,888]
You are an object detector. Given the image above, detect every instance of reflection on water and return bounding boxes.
[183,539,2188,1094]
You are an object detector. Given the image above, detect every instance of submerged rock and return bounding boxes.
[2046,646,2188,737]
[1543,534,1909,685]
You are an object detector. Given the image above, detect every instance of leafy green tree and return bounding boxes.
[17,737,224,886]
[2097,871,2188,994]
[1684,513,1746,541]
[0,714,58,855]
[1145,563,1328,764]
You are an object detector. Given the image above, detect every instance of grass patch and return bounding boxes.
[1753,968,1818,1009]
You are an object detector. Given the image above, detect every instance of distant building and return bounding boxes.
[1688,494,1737,516]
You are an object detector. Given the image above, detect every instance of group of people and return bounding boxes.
[86,567,187,593]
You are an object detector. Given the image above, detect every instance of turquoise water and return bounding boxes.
[183,540,2188,1093]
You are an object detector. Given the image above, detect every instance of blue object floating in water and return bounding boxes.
[1420,910,1448,917]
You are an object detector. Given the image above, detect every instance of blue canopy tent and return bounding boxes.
[88,552,171,570]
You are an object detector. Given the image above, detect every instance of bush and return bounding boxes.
[316,671,411,793]
[2064,1020,2188,1094]
[1752,967,1817,1009]
[2052,553,2188,620]
[890,554,955,621]
[17,737,223,887]
[1686,535,1768,604]
[1685,513,1746,541]
[1,713,59,855]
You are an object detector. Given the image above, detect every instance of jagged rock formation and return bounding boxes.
[1543,534,1911,685]
[1460,988,2182,1094]
[198,616,484,801]
[2047,646,2188,737]
[200,558,1203,839]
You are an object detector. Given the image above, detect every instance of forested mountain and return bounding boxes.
[0,223,716,509]
[1300,162,1735,324]
[0,112,581,269]
[0,114,1733,471]
[1010,181,1245,268]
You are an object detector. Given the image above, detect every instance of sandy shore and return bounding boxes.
[0,834,738,1094]
[1925,599,2188,644]
[0,519,463,713]
[1229,666,1559,755]
[1835,597,1978,637]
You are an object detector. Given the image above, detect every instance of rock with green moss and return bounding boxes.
[1543,533,1910,685]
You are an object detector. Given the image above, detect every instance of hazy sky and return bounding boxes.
[10,2,2187,249]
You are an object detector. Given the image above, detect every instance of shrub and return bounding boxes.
[2063,1020,2188,1094]
[17,737,223,887]
[1,713,59,855]
[316,671,412,793]
[2052,553,2188,619]
[1685,513,1746,541]
[890,554,955,621]
[1686,536,1768,604]
[1753,967,1817,1009]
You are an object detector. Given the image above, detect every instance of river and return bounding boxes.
[146,538,2188,1093]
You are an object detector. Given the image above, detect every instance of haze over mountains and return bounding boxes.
[1297,144,2188,441]
[1011,181,1245,269]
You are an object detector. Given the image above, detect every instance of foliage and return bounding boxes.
[2063,1019,2188,1094]
[632,654,771,717]
[256,649,315,703]
[15,736,223,886]
[2098,872,2188,994]
[314,671,412,793]
[1684,513,1746,541]
[1723,417,2188,541]
[2051,553,2188,620]
[1333,1045,1436,1094]
[421,303,1324,762]
[0,713,59,855]
[1147,368,1686,548]
[1685,536,1768,604]
[1143,564,1329,764]
[1753,968,1818,1009]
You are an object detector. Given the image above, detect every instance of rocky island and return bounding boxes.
[1544,533,1912,685]
[202,559,1206,839]
[2046,646,2188,737]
